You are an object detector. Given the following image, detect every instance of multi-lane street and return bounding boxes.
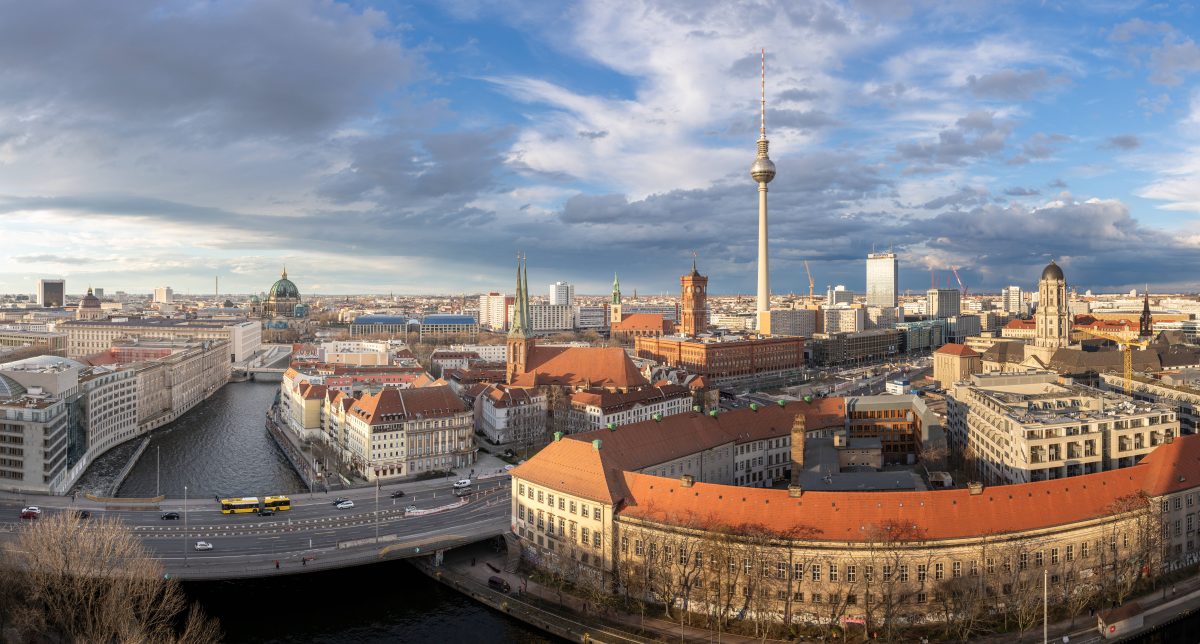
[0,477,512,579]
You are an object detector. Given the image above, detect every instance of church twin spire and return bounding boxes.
[509,252,531,339]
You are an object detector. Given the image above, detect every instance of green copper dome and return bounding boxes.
[267,269,300,301]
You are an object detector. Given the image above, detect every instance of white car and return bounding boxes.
[22,506,41,515]
[194,541,213,551]
[453,479,472,488]
[503,464,515,471]
[336,500,354,509]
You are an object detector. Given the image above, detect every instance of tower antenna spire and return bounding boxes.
[760,48,766,140]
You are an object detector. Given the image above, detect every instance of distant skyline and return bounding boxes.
[2,1,1200,296]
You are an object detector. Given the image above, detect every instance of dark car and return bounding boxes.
[161,512,180,520]
[333,497,349,506]
[487,576,511,593]
[73,510,91,519]
[390,490,405,498]
[258,508,275,516]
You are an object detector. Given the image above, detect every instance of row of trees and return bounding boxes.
[0,513,220,643]
[578,491,1163,642]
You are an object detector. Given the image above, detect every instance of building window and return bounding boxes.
[1081,542,1089,559]
[864,565,873,582]
[811,565,821,582]
[635,539,644,556]
[847,565,856,583]
[811,593,822,604]
[593,532,601,548]
[952,561,962,578]
[1034,551,1043,567]
[793,563,803,580]
[829,564,839,582]
[917,592,928,604]
[594,507,601,520]
[934,563,944,581]
[917,564,926,582]
[582,527,589,545]
[1066,545,1074,562]
[1051,548,1059,565]
[570,501,577,514]
[882,565,892,582]
[898,565,908,583]
[547,494,554,507]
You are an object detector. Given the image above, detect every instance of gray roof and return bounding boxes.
[982,341,1026,364]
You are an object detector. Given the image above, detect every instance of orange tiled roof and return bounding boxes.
[569,384,689,413]
[935,343,979,357]
[1004,319,1036,329]
[511,398,846,504]
[348,385,467,427]
[511,346,649,389]
[612,313,672,334]
[619,435,1200,541]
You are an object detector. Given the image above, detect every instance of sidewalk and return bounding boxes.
[437,543,789,644]
[973,570,1200,643]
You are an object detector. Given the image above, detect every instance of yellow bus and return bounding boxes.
[262,495,292,511]
[220,497,260,514]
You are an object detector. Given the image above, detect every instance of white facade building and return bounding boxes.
[548,282,575,307]
[865,252,898,308]
[153,287,174,304]
[926,288,961,319]
[507,303,573,333]
[1001,286,1024,315]
[822,306,866,334]
[573,306,609,329]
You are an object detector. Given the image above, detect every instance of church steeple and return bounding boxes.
[611,273,621,305]
[506,253,533,384]
[1140,289,1154,338]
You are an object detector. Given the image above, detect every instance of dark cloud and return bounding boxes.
[777,88,822,102]
[921,186,990,210]
[1019,132,1072,160]
[1149,38,1200,85]
[894,111,1012,166]
[1048,178,1068,189]
[577,130,609,139]
[1105,134,1141,150]
[560,194,630,224]
[1003,186,1040,196]
[966,68,1065,100]
[767,108,841,131]
[0,2,419,144]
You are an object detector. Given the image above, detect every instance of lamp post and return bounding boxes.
[375,479,380,543]
[183,484,189,568]
[156,446,160,497]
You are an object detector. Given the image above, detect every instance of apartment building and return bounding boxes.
[62,318,260,362]
[343,385,477,481]
[949,371,1178,485]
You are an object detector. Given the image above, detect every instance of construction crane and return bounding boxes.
[803,260,815,305]
[1076,328,1150,395]
[951,266,968,299]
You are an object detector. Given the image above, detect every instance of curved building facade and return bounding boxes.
[510,400,1193,635]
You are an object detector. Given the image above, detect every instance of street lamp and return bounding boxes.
[156,446,160,498]
[183,484,189,568]
[375,479,380,543]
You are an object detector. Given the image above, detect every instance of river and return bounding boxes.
[73,381,551,642]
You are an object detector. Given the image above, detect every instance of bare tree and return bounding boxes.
[0,512,220,643]
[1100,491,1162,604]
[862,520,928,641]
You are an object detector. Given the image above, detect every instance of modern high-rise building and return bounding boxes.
[38,279,64,307]
[153,286,174,304]
[92,288,104,298]
[825,285,857,305]
[548,281,574,307]
[926,288,961,319]
[750,50,776,333]
[865,252,898,308]
[1001,285,1023,315]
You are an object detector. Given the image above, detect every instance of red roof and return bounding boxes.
[612,313,672,334]
[935,343,979,357]
[619,435,1200,542]
[348,385,466,427]
[511,346,648,389]
[1004,319,1036,329]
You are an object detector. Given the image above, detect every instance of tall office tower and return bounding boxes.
[680,259,709,337]
[92,288,104,298]
[1001,286,1023,315]
[153,286,174,304]
[38,279,65,307]
[548,281,575,307]
[866,252,898,308]
[750,50,776,333]
[826,285,856,305]
[926,288,961,319]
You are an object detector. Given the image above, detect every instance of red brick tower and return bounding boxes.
[680,257,708,337]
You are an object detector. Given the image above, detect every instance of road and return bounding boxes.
[0,476,512,579]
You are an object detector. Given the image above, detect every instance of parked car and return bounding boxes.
[487,576,511,593]
[453,479,472,489]
[405,505,417,512]
[194,541,213,551]
[332,497,349,506]
[336,500,354,510]
[504,464,515,471]
[390,490,405,498]
[19,507,40,520]
[161,511,180,520]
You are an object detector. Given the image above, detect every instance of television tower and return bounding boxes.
[750,49,776,332]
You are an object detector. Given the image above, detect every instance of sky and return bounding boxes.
[2,1,1200,298]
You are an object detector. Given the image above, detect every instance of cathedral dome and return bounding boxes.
[80,288,100,308]
[267,270,300,301]
[1041,261,1064,281]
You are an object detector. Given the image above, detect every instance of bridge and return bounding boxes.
[0,477,512,581]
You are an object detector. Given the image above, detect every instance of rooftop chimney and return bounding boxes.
[592,439,603,451]
[788,484,803,498]
[967,481,983,495]
[790,412,807,486]
[680,475,695,488]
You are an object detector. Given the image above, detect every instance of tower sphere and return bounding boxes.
[751,157,776,183]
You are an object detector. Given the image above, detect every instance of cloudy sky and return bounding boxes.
[2,1,1199,297]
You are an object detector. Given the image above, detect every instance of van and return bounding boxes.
[487,576,511,593]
